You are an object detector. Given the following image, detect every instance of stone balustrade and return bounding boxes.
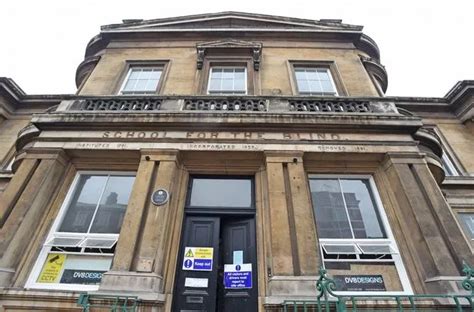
[61,96,398,114]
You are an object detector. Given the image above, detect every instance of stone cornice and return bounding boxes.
[82,12,381,63]
[101,12,363,32]
[395,80,474,120]
[444,80,474,122]
[0,77,68,117]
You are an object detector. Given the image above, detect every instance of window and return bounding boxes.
[457,213,474,241]
[207,67,247,95]
[309,175,411,294]
[441,152,459,176]
[120,67,163,95]
[27,172,135,291]
[187,177,253,208]
[294,67,338,96]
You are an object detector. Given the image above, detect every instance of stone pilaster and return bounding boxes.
[0,149,69,287]
[382,153,472,293]
[285,154,319,275]
[264,153,294,276]
[100,150,181,296]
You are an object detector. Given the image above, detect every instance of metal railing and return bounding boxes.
[284,263,474,312]
[77,293,139,312]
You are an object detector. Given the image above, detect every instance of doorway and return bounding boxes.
[172,176,258,312]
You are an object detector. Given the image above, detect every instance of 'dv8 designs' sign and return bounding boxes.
[334,275,386,291]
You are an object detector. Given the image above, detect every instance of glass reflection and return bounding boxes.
[189,178,252,208]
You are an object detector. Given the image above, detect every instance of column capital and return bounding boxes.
[264,151,304,163]
[140,149,180,162]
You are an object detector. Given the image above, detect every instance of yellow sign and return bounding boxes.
[37,253,66,283]
[195,248,213,259]
[185,249,194,257]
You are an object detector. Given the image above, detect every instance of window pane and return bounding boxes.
[144,79,159,91]
[221,79,233,91]
[59,175,107,233]
[234,77,245,91]
[149,70,162,80]
[340,179,386,239]
[317,69,330,81]
[305,69,319,81]
[123,78,138,92]
[308,80,323,93]
[310,179,352,238]
[234,69,245,79]
[211,68,223,79]
[458,214,474,239]
[295,67,336,95]
[189,178,252,208]
[208,67,246,94]
[209,78,221,91]
[358,244,394,254]
[122,67,162,93]
[129,69,141,79]
[140,69,153,79]
[320,80,335,93]
[221,68,234,79]
[90,175,135,234]
[323,244,360,254]
[134,79,148,91]
[297,79,310,92]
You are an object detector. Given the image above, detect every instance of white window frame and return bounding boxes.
[207,66,248,95]
[26,171,135,291]
[294,67,338,96]
[308,174,413,296]
[119,66,163,95]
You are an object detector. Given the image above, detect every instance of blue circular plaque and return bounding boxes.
[151,189,169,206]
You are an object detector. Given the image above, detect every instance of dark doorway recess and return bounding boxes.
[172,176,258,312]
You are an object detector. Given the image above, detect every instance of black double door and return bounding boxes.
[173,215,258,312]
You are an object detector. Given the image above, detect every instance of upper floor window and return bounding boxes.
[207,67,247,95]
[294,67,338,96]
[120,67,163,95]
[27,172,135,291]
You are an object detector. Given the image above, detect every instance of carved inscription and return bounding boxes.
[101,131,342,141]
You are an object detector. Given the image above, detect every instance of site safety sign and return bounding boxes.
[182,247,213,271]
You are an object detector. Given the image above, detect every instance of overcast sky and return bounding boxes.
[1,0,472,97]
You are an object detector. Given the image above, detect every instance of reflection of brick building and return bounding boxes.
[0,11,473,311]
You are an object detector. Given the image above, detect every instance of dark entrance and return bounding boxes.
[172,176,258,312]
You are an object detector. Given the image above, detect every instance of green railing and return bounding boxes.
[77,293,139,312]
[284,263,474,312]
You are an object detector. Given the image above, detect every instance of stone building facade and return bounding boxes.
[0,11,473,311]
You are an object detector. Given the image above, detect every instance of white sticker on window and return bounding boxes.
[185,277,208,288]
